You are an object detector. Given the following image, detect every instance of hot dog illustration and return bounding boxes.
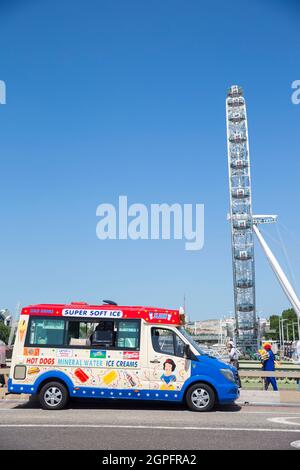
[28,367,40,375]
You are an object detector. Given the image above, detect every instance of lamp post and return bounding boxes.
[292,321,299,342]
[280,318,288,358]
[291,322,295,342]
[278,317,282,353]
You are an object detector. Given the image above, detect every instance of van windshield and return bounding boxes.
[177,327,205,356]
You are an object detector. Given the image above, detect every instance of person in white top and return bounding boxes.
[228,341,238,364]
[227,340,241,388]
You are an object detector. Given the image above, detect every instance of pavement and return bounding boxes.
[237,389,300,406]
[0,398,300,450]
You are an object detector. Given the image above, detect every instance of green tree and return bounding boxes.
[265,308,299,342]
[266,315,280,340]
[263,315,279,340]
[0,322,10,344]
[281,308,299,341]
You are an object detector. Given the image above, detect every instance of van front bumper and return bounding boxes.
[217,382,240,404]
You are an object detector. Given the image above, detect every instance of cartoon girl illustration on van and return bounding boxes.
[160,358,177,390]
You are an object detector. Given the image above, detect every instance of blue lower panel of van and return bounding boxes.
[8,378,183,401]
[8,373,239,404]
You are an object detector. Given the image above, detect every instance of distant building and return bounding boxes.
[187,319,219,335]
[187,315,271,346]
[186,318,231,345]
[258,317,270,336]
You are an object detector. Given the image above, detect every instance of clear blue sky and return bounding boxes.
[0,0,299,321]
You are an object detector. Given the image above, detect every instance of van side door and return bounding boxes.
[148,327,191,393]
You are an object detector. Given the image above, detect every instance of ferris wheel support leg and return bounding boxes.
[253,224,300,319]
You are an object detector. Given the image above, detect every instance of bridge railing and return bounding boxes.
[238,370,300,390]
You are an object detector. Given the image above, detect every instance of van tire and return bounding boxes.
[39,381,68,410]
[185,383,215,412]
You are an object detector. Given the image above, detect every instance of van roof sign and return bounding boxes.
[22,303,181,325]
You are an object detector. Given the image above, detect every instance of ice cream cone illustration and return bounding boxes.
[18,319,26,342]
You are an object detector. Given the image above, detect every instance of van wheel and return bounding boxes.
[39,381,68,410]
[186,383,215,412]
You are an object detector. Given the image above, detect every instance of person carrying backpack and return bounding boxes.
[260,343,278,391]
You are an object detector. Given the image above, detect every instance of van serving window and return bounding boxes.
[151,327,185,358]
[66,319,140,350]
[27,318,65,346]
[117,321,140,349]
[67,321,96,347]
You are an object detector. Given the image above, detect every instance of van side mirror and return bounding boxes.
[184,343,192,359]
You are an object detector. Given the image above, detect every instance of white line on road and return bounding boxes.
[268,417,300,426]
[236,411,300,415]
[0,424,300,433]
[290,440,300,449]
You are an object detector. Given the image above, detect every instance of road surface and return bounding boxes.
[0,398,300,450]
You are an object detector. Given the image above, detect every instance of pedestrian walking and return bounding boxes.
[296,339,300,392]
[227,340,241,388]
[0,339,8,388]
[260,343,278,391]
[296,339,300,362]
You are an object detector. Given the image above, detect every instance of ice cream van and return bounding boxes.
[8,301,239,411]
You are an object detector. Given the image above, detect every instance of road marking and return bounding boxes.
[1,408,300,415]
[242,412,300,415]
[268,417,300,426]
[222,411,300,415]
[0,424,300,432]
[290,440,300,449]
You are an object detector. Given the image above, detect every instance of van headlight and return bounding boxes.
[220,369,235,382]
